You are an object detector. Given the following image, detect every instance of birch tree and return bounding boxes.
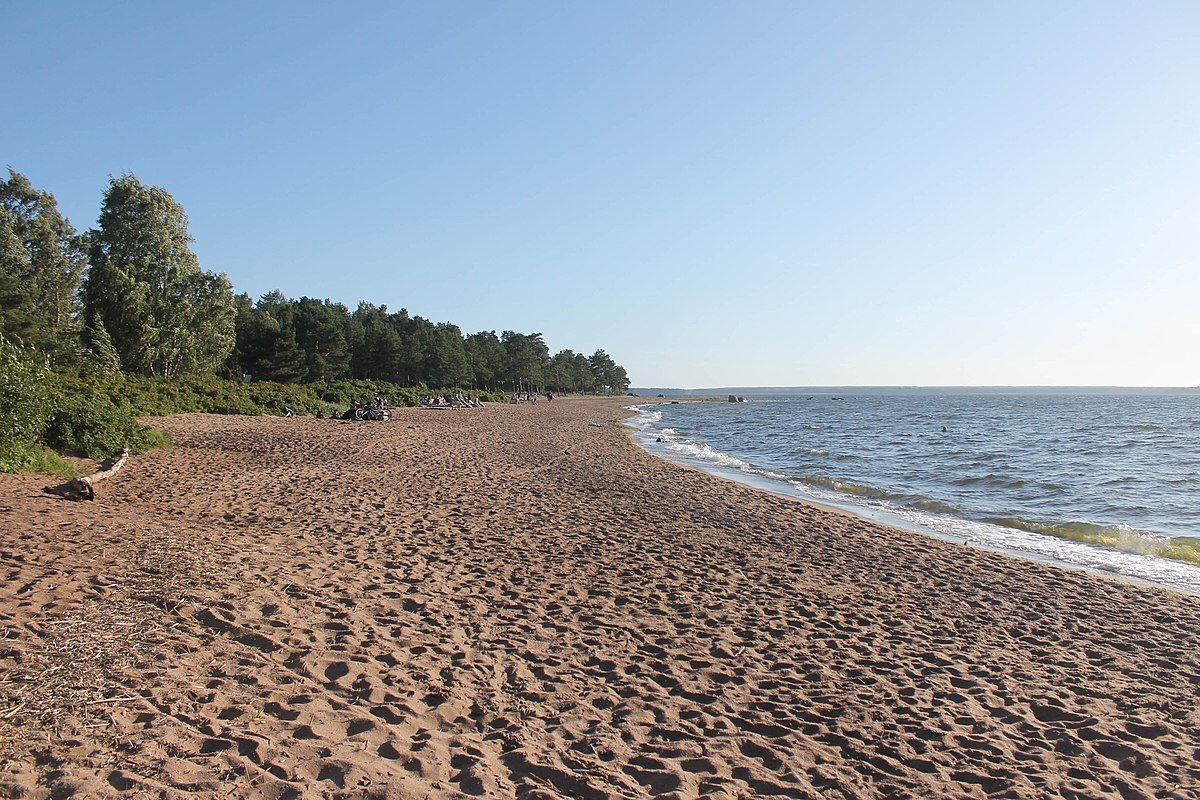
[85,174,234,377]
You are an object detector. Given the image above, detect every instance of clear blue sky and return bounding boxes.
[5,1,1198,387]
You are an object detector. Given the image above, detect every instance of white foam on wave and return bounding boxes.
[663,439,754,471]
[788,481,1200,595]
[625,405,662,430]
[884,507,1200,594]
[627,405,754,472]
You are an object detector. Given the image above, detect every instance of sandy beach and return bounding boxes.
[2,396,1198,799]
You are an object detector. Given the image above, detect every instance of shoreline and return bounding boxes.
[2,396,1199,798]
[624,400,1200,596]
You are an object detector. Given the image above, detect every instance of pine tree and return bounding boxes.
[0,170,87,366]
[82,314,122,378]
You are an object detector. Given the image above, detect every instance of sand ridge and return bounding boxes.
[1,396,1199,799]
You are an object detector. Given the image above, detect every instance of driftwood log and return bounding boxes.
[45,448,131,501]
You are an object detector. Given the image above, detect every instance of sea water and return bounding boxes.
[627,389,1200,595]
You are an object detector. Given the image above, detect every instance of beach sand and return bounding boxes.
[2,396,1198,799]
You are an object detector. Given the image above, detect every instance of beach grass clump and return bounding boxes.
[0,440,83,477]
[23,443,83,477]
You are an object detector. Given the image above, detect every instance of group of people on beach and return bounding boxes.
[510,392,551,404]
[275,390,491,419]
[327,393,390,420]
[423,392,484,409]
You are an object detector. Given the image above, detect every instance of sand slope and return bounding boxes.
[2,397,1198,799]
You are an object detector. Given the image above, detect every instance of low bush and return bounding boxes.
[4,364,512,475]
[43,395,170,459]
[0,339,53,471]
[0,338,51,449]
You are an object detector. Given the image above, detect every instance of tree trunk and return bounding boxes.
[45,448,131,501]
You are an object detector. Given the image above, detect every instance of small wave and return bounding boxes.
[1160,537,1200,566]
[797,475,894,500]
[984,517,1200,565]
[953,473,1027,490]
[1101,476,1142,487]
[627,406,663,428]
[909,499,960,515]
[808,449,831,456]
[663,440,753,471]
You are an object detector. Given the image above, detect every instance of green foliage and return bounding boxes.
[230,291,631,395]
[0,337,51,457]
[85,173,235,377]
[502,330,549,390]
[587,349,630,394]
[465,330,505,389]
[45,372,505,426]
[0,440,40,474]
[0,169,88,368]
[5,168,633,405]
[429,323,471,388]
[42,394,169,459]
[81,313,122,378]
[0,442,84,478]
[293,297,350,382]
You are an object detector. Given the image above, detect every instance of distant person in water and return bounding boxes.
[941,426,948,432]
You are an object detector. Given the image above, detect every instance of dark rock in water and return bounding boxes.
[728,395,746,403]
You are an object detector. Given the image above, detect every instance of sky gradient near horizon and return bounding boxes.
[5,2,1198,388]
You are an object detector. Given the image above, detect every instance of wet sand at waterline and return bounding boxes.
[2,396,1198,799]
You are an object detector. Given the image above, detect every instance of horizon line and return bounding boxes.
[631,384,1200,391]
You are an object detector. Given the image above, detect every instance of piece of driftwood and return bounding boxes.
[45,448,131,501]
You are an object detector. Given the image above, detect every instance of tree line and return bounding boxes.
[0,168,630,394]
